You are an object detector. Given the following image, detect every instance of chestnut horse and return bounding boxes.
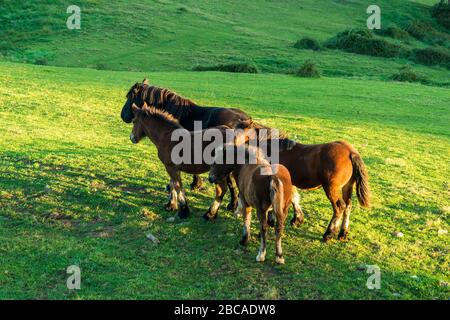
[209,146,293,264]
[278,140,371,242]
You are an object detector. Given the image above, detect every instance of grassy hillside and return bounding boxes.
[0,62,448,299]
[1,0,449,84]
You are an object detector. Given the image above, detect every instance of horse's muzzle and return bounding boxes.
[130,133,137,144]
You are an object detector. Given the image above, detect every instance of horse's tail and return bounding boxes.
[351,153,371,208]
[270,176,285,222]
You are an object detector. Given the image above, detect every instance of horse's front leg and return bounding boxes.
[226,174,238,211]
[203,178,227,221]
[166,166,190,218]
[165,180,179,212]
[190,174,203,191]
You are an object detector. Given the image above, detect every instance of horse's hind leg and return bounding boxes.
[203,178,227,221]
[256,208,268,262]
[239,200,252,246]
[226,174,238,211]
[290,187,305,227]
[190,174,203,191]
[338,181,353,241]
[323,185,346,242]
[275,208,287,265]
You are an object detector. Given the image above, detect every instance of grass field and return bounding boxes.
[0,61,448,299]
[1,0,449,84]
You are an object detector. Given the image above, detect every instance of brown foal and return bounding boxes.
[209,146,292,264]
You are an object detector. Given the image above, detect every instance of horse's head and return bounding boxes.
[129,103,150,144]
[121,79,149,123]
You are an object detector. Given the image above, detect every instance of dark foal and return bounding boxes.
[278,141,371,242]
[130,103,237,219]
[209,146,292,264]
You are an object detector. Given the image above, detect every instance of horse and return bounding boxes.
[233,126,371,241]
[121,79,258,203]
[129,103,236,219]
[209,145,293,264]
[276,139,371,242]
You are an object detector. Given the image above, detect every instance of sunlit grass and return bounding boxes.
[0,62,449,299]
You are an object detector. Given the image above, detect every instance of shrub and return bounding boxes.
[295,60,320,78]
[404,20,449,46]
[294,37,322,51]
[325,29,404,58]
[432,0,450,29]
[392,66,421,82]
[193,63,259,73]
[412,46,450,67]
[34,58,48,65]
[377,25,410,39]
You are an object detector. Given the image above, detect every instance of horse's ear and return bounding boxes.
[142,78,149,85]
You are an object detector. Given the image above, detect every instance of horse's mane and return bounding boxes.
[141,107,183,129]
[215,144,271,166]
[140,85,198,119]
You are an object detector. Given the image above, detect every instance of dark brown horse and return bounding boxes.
[121,79,257,200]
[209,146,293,264]
[130,103,237,219]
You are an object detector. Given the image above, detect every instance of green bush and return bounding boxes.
[295,60,320,78]
[34,58,48,66]
[392,66,421,82]
[404,20,449,46]
[377,25,410,40]
[193,63,259,73]
[325,29,404,58]
[412,46,450,67]
[432,0,450,30]
[294,37,322,51]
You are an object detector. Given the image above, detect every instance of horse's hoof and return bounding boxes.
[239,237,249,246]
[256,253,266,262]
[178,207,190,219]
[338,231,349,241]
[202,212,216,221]
[275,256,285,265]
[290,217,304,228]
[226,202,237,212]
[322,233,334,243]
[267,213,275,228]
[165,203,178,212]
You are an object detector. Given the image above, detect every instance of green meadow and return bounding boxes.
[0,0,449,299]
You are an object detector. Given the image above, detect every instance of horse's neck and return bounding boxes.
[143,118,176,146]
